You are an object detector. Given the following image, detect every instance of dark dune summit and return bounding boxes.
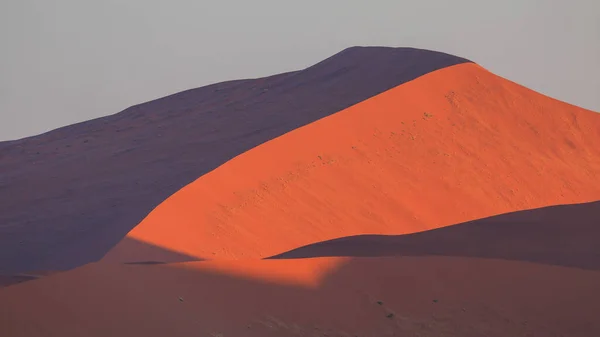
[0,47,470,274]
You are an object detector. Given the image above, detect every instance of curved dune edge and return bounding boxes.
[2,256,600,336]
[268,200,600,271]
[104,62,600,263]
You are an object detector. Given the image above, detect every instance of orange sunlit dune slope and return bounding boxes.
[104,62,600,264]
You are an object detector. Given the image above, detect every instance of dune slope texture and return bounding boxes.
[0,47,469,274]
[106,61,600,264]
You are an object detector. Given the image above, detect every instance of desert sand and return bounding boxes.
[1,47,600,336]
[105,62,600,264]
[2,257,599,337]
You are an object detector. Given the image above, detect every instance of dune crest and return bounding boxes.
[105,62,600,264]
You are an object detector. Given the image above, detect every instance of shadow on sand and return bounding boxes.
[2,250,599,336]
[0,237,202,287]
[268,201,600,271]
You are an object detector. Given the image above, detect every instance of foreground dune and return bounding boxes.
[105,62,600,264]
[2,256,599,337]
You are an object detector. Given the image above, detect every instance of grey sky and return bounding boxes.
[1,0,598,141]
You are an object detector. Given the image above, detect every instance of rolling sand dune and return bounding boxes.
[2,256,599,337]
[269,201,600,270]
[0,47,469,274]
[105,61,600,264]
[2,46,600,336]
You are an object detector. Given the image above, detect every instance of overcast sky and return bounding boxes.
[1,0,599,141]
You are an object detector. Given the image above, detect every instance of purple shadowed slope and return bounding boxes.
[0,46,470,274]
[268,201,600,271]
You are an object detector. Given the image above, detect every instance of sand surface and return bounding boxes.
[2,256,599,337]
[106,62,600,264]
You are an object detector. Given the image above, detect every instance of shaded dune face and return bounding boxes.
[0,47,469,274]
[105,62,600,264]
[268,201,600,271]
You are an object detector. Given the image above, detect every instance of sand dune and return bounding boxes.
[105,62,600,264]
[269,201,600,270]
[0,47,468,274]
[2,256,599,337]
[2,46,600,336]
